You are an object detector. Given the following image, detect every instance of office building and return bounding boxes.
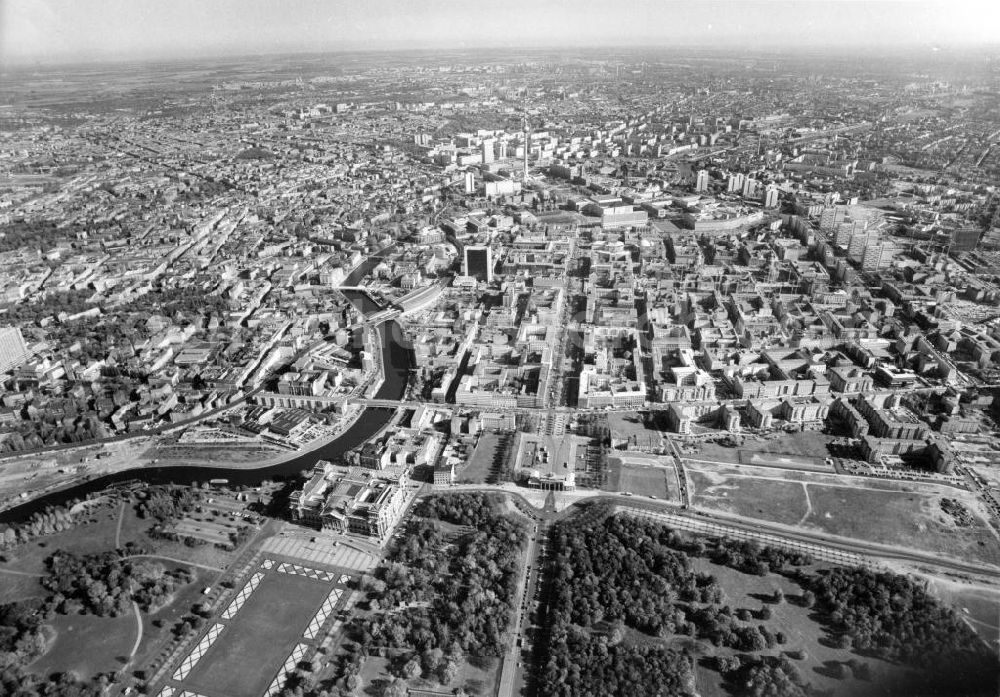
[951,226,981,253]
[695,169,710,192]
[464,246,493,283]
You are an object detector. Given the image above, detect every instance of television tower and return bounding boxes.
[522,114,531,180]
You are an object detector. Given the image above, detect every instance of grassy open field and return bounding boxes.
[688,470,811,527]
[0,491,263,687]
[457,433,502,484]
[0,498,124,583]
[30,613,136,680]
[612,463,672,500]
[185,572,328,697]
[801,484,1000,567]
[0,569,43,604]
[687,558,912,697]
[684,465,1000,567]
[0,492,246,574]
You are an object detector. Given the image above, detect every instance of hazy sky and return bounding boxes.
[3,0,999,65]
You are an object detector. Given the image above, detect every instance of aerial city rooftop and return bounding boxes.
[0,43,999,697]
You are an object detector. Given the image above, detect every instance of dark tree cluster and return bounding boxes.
[537,515,708,697]
[41,550,189,617]
[412,491,497,526]
[540,622,695,697]
[707,537,812,576]
[719,656,814,697]
[806,567,992,667]
[2,287,102,324]
[355,494,527,658]
[0,600,48,666]
[0,219,118,254]
[135,486,201,522]
[547,514,718,636]
[0,413,110,452]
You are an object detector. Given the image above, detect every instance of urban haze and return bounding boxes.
[1,2,1000,697]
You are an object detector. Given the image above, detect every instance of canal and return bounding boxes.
[0,251,414,523]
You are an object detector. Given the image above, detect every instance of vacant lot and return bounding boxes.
[151,443,282,465]
[611,461,672,501]
[688,470,810,527]
[684,466,1000,568]
[184,572,327,697]
[30,612,136,680]
[802,484,1000,567]
[608,411,662,451]
[694,432,836,471]
[458,433,504,484]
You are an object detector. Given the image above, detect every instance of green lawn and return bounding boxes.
[184,572,328,697]
[0,570,44,604]
[30,612,136,680]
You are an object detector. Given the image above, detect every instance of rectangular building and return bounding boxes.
[464,246,493,283]
[0,327,29,374]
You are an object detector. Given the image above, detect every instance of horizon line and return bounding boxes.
[4,40,1000,71]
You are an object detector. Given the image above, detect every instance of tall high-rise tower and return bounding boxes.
[0,327,29,374]
[695,169,710,193]
[464,246,493,283]
[522,115,530,180]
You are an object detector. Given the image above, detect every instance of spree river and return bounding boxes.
[0,255,413,524]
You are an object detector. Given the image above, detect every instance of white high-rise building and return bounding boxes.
[481,138,495,164]
[695,169,710,192]
[0,327,29,373]
[764,186,779,208]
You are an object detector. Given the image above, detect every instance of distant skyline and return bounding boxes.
[3,0,1000,66]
